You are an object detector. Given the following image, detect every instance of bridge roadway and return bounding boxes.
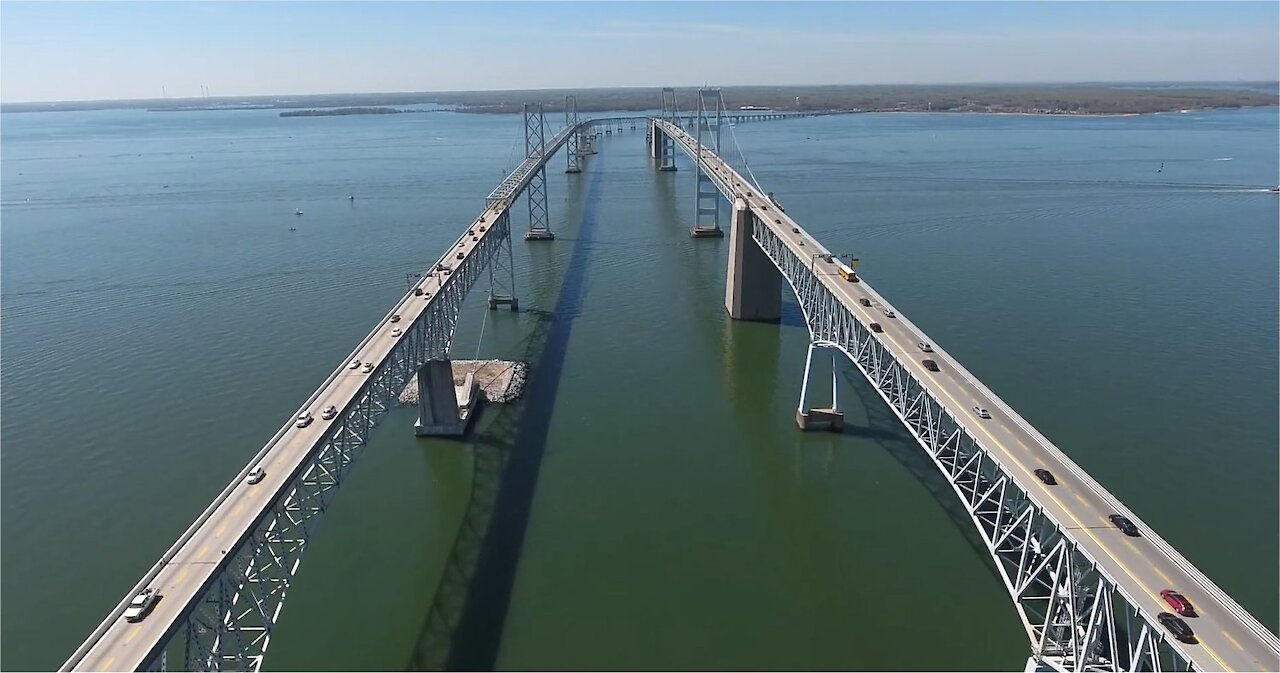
[64,119,586,672]
[658,120,1280,672]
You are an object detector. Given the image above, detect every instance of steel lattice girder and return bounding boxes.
[746,211,1194,673]
[649,115,1198,673]
[141,214,516,672]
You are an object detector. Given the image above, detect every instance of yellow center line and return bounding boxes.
[102,657,116,670]
[1221,631,1244,651]
[123,628,137,644]
[231,501,244,516]
[867,323,1237,671]
[176,567,189,582]
[214,522,227,536]
[197,544,209,557]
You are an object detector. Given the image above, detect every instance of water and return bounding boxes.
[2,106,1276,671]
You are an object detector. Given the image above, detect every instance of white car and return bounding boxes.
[246,466,266,484]
[362,362,374,373]
[973,406,992,419]
[391,328,402,337]
[348,360,360,370]
[882,308,896,318]
[296,411,313,428]
[918,342,933,352]
[321,405,337,420]
[123,588,159,623]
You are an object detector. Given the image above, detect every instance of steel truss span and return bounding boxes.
[65,111,587,672]
[652,117,1280,673]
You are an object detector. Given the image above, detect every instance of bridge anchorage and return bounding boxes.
[649,103,1280,673]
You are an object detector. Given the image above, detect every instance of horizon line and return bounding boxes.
[4,79,1278,107]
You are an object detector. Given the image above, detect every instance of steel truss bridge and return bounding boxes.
[62,91,1278,673]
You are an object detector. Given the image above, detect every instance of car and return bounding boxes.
[414,288,424,296]
[918,342,933,352]
[1108,514,1140,537]
[921,359,940,372]
[869,322,883,333]
[1034,468,1057,485]
[246,466,266,484]
[362,362,374,374]
[859,298,872,307]
[472,236,479,242]
[479,216,486,223]
[479,226,486,232]
[882,308,896,318]
[296,411,313,428]
[390,314,401,323]
[456,252,464,260]
[391,327,402,337]
[972,406,991,419]
[321,405,337,420]
[775,219,782,224]
[791,227,799,234]
[348,360,360,370]
[1160,590,1197,617]
[123,588,160,623]
[1157,612,1197,644]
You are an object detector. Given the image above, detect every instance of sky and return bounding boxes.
[1,1,1277,103]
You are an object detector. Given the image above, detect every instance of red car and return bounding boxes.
[1160,590,1196,617]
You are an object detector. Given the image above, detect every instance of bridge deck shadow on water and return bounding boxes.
[406,153,608,671]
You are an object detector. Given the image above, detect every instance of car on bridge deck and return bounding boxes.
[123,588,160,623]
[882,308,896,318]
[1158,612,1197,644]
[321,405,337,420]
[414,288,424,296]
[1033,468,1057,485]
[246,466,266,485]
[1161,590,1197,617]
[922,359,940,372]
[972,406,992,419]
[295,411,313,428]
[348,360,361,370]
[869,322,884,333]
[390,314,401,323]
[1108,514,1141,537]
[391,328,402,337]
[918,342,933,352]
[362,362,374,374]
[859,298,872,307]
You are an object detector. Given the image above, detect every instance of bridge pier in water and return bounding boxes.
[795,341,844,432]
[414,359,479,436]
[725,197,781,321]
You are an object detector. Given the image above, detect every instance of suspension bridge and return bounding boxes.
[60,89,1278,673]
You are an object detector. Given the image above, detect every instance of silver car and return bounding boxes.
[973,406,992,419]
[123,588,159,623]
[246,466,266,485]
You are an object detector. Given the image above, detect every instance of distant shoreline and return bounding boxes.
[3,83,1276,116]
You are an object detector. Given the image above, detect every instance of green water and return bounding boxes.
[2,107,1275,671]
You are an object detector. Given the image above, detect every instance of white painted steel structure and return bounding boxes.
[653,116,1280,673]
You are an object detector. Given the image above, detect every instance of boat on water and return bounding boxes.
[295,209,304,215]
[1270,185,1279,193]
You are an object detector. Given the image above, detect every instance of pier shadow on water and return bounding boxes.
[406,156,608,671]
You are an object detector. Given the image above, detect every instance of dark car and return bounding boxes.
[922,359,940,372]
[869,322,883,333]
[414,288,424,296]
[1160,590,1197,618]
[1157,612,1197,644]
[1108,514,1140,537]
[390,314,401,323]
[1034,469,1057,485]
[859,298,872,307]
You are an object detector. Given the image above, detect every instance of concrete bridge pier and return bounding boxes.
[414,359,479,437]
[649,121,676,171]
[724,198,781,321]
[796,341,844,432]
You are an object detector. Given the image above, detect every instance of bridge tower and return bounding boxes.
[487,210,518,311]
[690,88,726,238]
[651,87,678,171]
[565,95,582,174]
[523,103,555,240]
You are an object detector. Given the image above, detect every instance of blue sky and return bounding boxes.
[2,1,1276,102]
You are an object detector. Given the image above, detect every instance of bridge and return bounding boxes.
[62,90,1278,672]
